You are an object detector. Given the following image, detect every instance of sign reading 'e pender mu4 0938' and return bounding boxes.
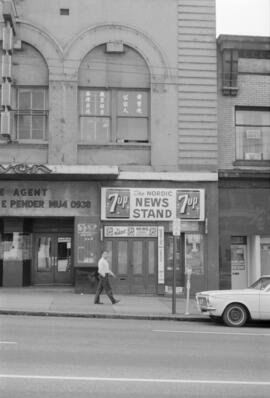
[101,188,205,221]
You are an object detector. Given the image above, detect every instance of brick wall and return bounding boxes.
[218,56,270,169]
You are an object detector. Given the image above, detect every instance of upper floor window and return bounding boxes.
[80,89,148,143]
[15,88,48,141]
[79,44,150,144]
[0,42,49,142]
[235,108,270,161]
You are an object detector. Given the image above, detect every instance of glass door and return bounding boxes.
[164,234,184,292]
[33,233,73,285]
[130,240,144,294]
[130,239,157,294]
[260,237,270,276]
[104,238,157,294]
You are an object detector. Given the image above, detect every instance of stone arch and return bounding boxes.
[64,24,171,83]
[17,21,63,78]
[13,42,49,85]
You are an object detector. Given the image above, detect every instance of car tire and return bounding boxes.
[223,303,248,327]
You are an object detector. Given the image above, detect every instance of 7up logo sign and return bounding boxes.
[105,189,130,218]
[176,190,200,219]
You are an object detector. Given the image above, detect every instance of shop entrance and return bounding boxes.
[260,236,270,275]
[231,237,248,289]
[32,233,73,285]
[104,238,157,294]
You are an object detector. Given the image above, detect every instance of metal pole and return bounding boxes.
[172,235,177,314]
[185,268,192,315]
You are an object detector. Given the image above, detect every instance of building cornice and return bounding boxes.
[118,171,218,182]
[0,164,218,182]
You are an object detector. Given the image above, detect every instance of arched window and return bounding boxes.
[78,43,150,144]
[13,43,49,141]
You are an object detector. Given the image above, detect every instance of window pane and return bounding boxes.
[117,117,148,142]
[117,91,148,117]
[80,117,110,142]
[32,90,45,110]
[104,241,113,265]
[80,90,110,116]
[37,237,52,272]
[16,88,47,141]
[32,115,46,140]
[261,237,270,276]
[18,90,31,110]
[17,115,31,139]
[236,126,270,160]
[57,237,71,273]
[236,110,270,126]
[148,241,155,275]
[133,241,143,274]
[118,241,128,274]
[185,234,204,275]
[1,233,31,261]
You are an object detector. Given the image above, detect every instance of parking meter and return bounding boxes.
[185,266,192,315]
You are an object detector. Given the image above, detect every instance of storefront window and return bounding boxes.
[0,233,32,261]
[185,234,204,275]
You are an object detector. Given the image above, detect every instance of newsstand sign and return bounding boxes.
[101,188,205,221]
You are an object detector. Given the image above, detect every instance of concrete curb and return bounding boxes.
[0,309,210,322]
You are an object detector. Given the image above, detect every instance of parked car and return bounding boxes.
[196,276,270,327]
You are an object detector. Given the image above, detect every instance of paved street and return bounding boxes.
[1,315,270,397]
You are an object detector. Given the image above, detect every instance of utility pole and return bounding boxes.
[172,218,181,314]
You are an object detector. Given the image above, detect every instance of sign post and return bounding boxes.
[172,218,181,314]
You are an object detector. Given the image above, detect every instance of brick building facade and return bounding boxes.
[217,35,270,289]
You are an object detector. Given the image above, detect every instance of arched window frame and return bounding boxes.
[79,43,150,145]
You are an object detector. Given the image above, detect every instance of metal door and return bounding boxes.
[260,237,270,276]
[231,244,248,289]
[33,233,73,285]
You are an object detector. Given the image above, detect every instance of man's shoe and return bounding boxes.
[94,302,104,305]
[112,299,120,304]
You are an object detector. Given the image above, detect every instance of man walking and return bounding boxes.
[94,251,120,305]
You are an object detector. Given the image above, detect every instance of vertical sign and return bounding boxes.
[158,226,164,284]
[81,90,109,116]
[117,91,148,116]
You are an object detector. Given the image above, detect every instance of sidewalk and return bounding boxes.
[0,287,209,322]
